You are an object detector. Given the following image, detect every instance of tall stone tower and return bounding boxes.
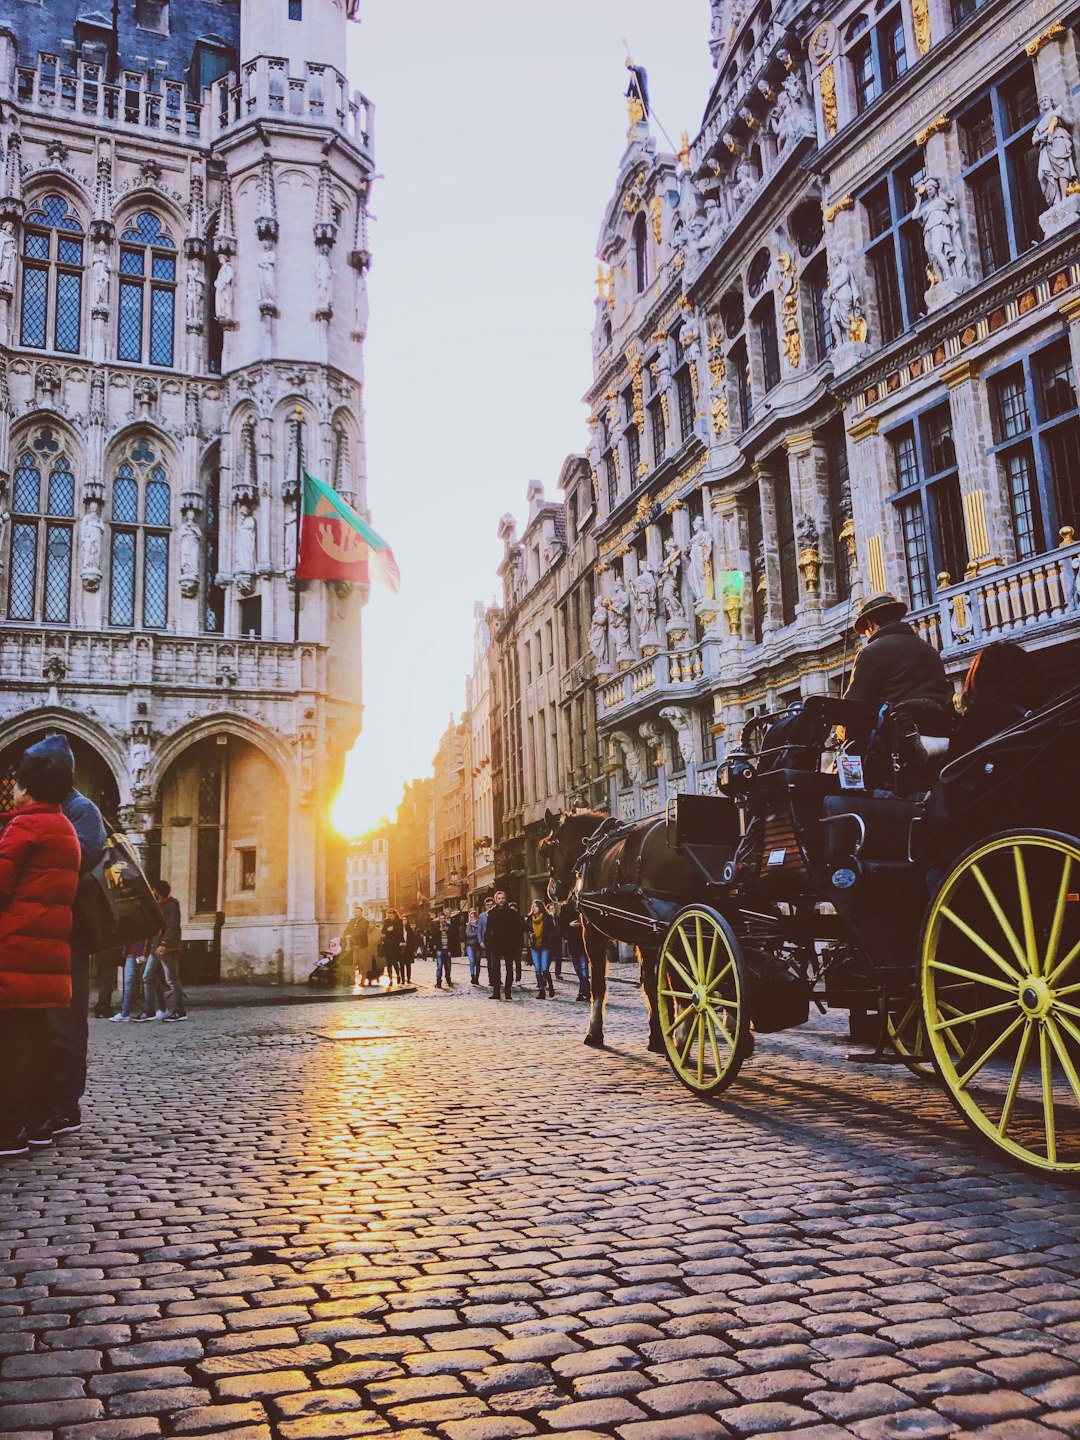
[0,0,375,980]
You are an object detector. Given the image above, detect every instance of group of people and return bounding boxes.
[0,734,185,1159]
[104,886,187,1023]
[375,892,591,1002]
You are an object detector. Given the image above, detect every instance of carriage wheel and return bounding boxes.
[921,830,1080,1176]
[888,979,978,1083]
[657,905,749,1097]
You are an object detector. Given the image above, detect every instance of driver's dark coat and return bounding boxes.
[844,620,953,730]
[485,903,526,957]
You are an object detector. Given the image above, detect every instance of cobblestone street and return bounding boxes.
[2,970,1080,1440]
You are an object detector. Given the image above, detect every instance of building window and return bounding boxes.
[238,848,256,891]
[862,152,929,345]
[823,418,851,603]
[732,339,752,431]
[774,475,798,625]
[951,0,980,23]
[755,301,781,393]
[20,193,84,354]
[806,257,833,363]
[203,469,225,633]
[957,64,1042,279]
[989,340,1080,557]
[6,428,75,622]
[238,595,262,638]
[675,366,694,440]
[108,439,171,629]
[887,404,965,607]
[288,0,302,17]
[135,0,169,34]
[746,482,764,642]
[117,212,176,366]
[849,8,907,115]
[700,711,717,763]
[649,396,665,464]
[195,746,221,914]
[633,212,649,293]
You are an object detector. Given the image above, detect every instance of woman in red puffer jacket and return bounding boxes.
[0,749,81,1156]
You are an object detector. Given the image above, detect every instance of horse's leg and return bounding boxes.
[583,922,606,1049]
[639,947,665,1055]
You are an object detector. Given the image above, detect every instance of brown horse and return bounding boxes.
[541,807,711,1051]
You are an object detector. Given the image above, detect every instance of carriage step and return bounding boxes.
[845,1049,910,1065]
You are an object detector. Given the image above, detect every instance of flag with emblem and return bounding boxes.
[296,469,400,592]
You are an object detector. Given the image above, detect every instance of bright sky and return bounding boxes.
[331,0,714,838]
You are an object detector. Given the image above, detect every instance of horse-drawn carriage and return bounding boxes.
[544,688,1080,1177]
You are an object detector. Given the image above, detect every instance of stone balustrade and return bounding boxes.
[599,644,707,716]
[215,59,373,153]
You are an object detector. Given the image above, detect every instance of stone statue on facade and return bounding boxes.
[688,516,714,603]
[89,246,110,311]
[215,255,235,327]
[660,538,686,625]
[729,158,757,212]
[257,242,276,309]
[605,577,634,665]
[185,260,205,329]
[660,706,697,768]
[129,738,152,793]
[315,249,334,313]
[613,730,646,786]
[914,176,968,285]
[179,508,201,597]
[352,266,368,340]
[1032,97,1079,208]
[587,596,610,668]
[0,222,15,294]
[80,499,105,589]
[630,563,662,649]
[826,253,867,346]
[771,72,814,149]
[235,502,257,578]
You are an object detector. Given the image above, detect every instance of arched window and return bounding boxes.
[633,212,649,293]
[20,194,85,354]
[6,427,76,622]
[117,212,176,366]
[109,438,171,628]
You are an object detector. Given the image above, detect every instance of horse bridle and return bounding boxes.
[545,817,622,904]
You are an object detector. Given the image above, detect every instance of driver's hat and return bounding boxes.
[853,591,908,634]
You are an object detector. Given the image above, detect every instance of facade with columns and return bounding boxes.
[578,0,1080,825]
[0,0,374,979]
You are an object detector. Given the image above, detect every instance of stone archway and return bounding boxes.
[0,729,120,817]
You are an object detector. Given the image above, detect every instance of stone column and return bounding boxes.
[846,414,890,601]
[784,428,824,623]
[943,357,1009,575]
[1060,294,1080,414]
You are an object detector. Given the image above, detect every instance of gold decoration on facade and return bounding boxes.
[850,313,868,343]
[678,130,691,169]
[838,517,857,574]
[866,533,887,593]
[636,460,649,479]
[723,589,742,636]
[650,194,663,244]
[798,547,822,594]
[911,0,931,55]
[623,173,646,214]
[627,345,645,429]
[627,92,645,128]
[776,252,801,369]
[820,63,838,136]
[711,394,730,435]
[1061,525,1077,545]
[824,195,854,222]
[634,493,652,523]
[673,251,685,271]
[1068,181,1080,197]
[915,113,950,146]
[589,469,599,501]
[724,133,743,154]
[660,393,671,429]
[595,264,615,308]
[1026,21,1065,56]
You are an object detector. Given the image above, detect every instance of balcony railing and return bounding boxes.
[0,627,322,694]
[599,645,706,715]
[910,541,1080,660]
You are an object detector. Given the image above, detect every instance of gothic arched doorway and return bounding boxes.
[0,729,120,817]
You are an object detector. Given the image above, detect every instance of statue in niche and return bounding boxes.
[315,249,334,312]
[660,538,686,625]
[605,577,634,664]
[179,507,201,595]
[1032,97,1079,208]
[614,731,646,786]
[214,254,235,326]
[729,158,757,211]
[660,706,697,768]
[630,564,661,649]
[352,266,369,339]
[129,738,152,792]
[826,253,867,345]
[0,222,15,293]
[588,597,609,668]
[688,516,714,603]
[80,499,105,585]
[184,260,204,328]
[913,176,967,284]
[91,247,111,309]
[771,72,814,149]
[234,502,257,575]
[257,241,276,308]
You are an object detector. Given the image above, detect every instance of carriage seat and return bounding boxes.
[821,792,921,871]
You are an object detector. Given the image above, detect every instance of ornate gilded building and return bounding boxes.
[580,0,1080,822]
[0,0,375,978]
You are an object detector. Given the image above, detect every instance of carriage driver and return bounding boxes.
[843,592,954,749]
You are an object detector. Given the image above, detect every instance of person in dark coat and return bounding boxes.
[428,906,455,988]
[485,890,526,1001]
[947,640,1046,761]
[24,735,106,1137]
[844,593,954,737]
[400,917,417,983]
[526,899,559,998]
[0,749,81,1155]
[377,909,403,986]
[146,880,186,1022]
[559,901,590,1002]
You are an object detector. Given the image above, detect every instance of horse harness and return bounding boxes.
[573,815,670,937]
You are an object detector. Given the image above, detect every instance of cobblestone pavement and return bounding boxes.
[2,965,1080,1440]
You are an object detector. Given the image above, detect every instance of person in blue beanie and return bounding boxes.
[23,735,106,1137]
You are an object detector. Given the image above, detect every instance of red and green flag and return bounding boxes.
[297,469,400,592]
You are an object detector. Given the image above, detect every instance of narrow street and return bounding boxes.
[2,971,1079,1440]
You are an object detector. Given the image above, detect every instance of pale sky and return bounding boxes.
[332,0,714,837]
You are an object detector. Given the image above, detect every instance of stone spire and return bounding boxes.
[90,141,114,244]
[314,156,337,248]
[215,169,236,256]
[255,150,278,242]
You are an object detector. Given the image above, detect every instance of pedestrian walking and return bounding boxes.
[485,889,525,1001]
[378,909,403,986]
[547,901,563,979]
[429,905,454,988]
[0,748,81,1156]
[24,736,106,1137]
[143,881,187,1022]
[527,899,558,998]
[93,948,121,1018]
[111,938,150,1021]
[400,916,417,983]
[560,901,590,1001]
[464,909,481,985]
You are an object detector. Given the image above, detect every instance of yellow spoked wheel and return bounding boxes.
[921,830,1080,1175]
[888,981,978,1083]
[657,905,749,1097]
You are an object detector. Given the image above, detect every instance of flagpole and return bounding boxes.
[293,406,303,645]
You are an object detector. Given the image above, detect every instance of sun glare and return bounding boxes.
[330,733,399,839]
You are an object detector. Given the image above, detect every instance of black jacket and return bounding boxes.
[485,903,526,956]
[844,621,953,732]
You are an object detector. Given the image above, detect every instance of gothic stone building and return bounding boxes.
[0,0,375,979]
[582,0,1080,823]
